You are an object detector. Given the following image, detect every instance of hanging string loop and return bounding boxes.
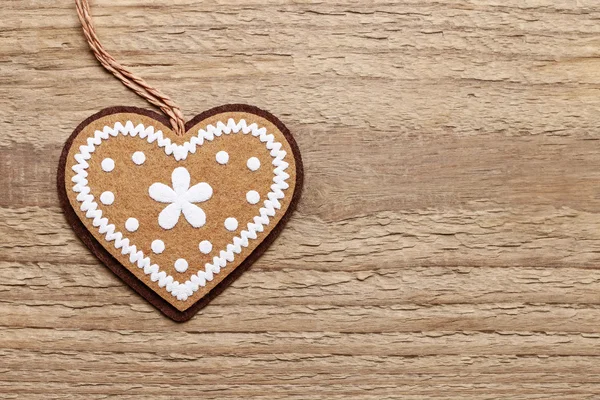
[75,0,186,135]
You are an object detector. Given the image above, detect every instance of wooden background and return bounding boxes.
[2,0,600,398]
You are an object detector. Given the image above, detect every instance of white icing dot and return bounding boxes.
[216,151,229,165]
[224,217,238,232]
[101,158,115,172]
[132,151,146,165]
[246,190,260,205]
[99,191,115,205]
[199,240,213,254]
[151,239,165,254]
[125,218,139,232]
[247,157,261,171]
[174,258,188,273]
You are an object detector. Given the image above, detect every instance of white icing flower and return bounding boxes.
[149,167,213,229]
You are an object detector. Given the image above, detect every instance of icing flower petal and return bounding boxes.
[185,182,213,203]
[158,202,182,230]
[171,166,190,195]
[148,182,177,203]
[182,202,206,228]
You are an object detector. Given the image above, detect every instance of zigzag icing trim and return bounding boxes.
[71,118,290,301]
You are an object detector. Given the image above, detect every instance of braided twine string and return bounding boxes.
[75,0,186,135]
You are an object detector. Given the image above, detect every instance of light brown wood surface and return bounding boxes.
[2,0,600,398]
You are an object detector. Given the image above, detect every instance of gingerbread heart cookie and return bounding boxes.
[58,104,303,321]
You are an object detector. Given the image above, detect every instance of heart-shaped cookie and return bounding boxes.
[58,104,303,321]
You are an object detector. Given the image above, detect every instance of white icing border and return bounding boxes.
[70,118,290,301]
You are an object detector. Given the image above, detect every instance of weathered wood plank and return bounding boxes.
[2,0,600,398]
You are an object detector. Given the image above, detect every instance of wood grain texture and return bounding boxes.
[2,0,600,398]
